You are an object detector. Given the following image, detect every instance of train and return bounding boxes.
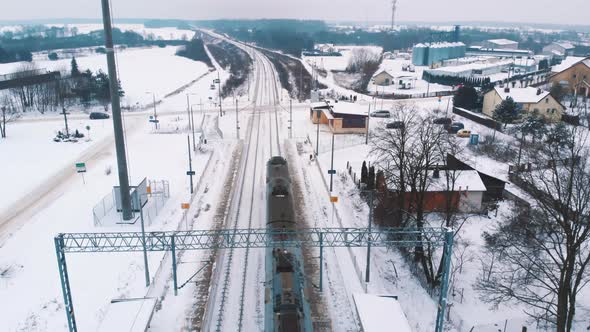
[265,156,312,332]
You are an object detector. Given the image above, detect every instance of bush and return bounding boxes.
[48,52,58,60]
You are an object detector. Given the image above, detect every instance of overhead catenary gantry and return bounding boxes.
[54,227,454,332]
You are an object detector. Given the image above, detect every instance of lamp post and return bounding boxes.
[315,108,321,156]
[186,93,199,150]
[145,92,158,130]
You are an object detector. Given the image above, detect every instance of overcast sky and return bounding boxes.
[2,0,589,26]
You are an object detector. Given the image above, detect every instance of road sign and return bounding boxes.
[181,203,190,209]
[186,171,196,176]
[75,162,86,173]
[328,170,336,175]
[330,196,338,203]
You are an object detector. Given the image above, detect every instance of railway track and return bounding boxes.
[205,42,284,331]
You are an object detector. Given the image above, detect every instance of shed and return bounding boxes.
[310,101,368,134]
[353,294,412,332]
[373,70,394,86]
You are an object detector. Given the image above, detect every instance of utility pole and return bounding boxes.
[235,98,240,139]
[61,107,70,137]
[217,71,223,117]
[391,0,398,31]
[316,109,321,156]
[146,92,158,130]
[186,94,193,138]
[329,133,335,192]
[366,104,371,145]
[190,105,196,152]
[101,0,132,220]
[365,190,374,283]
[187,135,194,195]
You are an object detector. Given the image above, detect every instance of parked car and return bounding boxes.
[386,121,404,129]
[370,110,391,118]
[457,129,472,138]
[433,117,452,125]
[449,122,464,133]
[89,112,110,120]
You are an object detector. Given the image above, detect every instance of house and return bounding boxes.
[379,169,487,213]
[482,39,519,50]
[446,154,507,201]
[482,87,565,123]
[549,56,590,98]
[372,70,394,86]
[543,42,576,59]
[310,101,367,134]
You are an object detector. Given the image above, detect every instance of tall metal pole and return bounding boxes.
[319,232,324,292]
[101,0,132,220]
[152,93,158,129]
[366,104,371,145]
[329,133,335,192]
[435,229,454,332]
[190,105,196,152]
[365,190,374,284]
[138,195,150,287]
[315,109,321,156]
[217,71,223,117]
[61,108,70,137]
[187,135,194,195]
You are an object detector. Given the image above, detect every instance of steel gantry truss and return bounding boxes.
[54,227,454,332]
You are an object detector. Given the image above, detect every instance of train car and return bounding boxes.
[265,156,312,332]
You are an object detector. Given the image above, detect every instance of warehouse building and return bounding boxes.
[412,42,466,66]
[482,39,519,50]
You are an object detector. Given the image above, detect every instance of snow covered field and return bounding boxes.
[45,23,195,41]
[0,46,210,107]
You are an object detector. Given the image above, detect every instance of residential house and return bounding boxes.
[372,70,394,86]
[310,101,367,134]
[549,56,590,98]
[378,169,487,213]
[482,87,565,123]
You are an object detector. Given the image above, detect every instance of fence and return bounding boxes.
[374,90,454,100]
[92,179,171,227]
[453,107,502,131]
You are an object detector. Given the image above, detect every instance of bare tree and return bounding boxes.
[476,125,590,330]
[0,95,20,138]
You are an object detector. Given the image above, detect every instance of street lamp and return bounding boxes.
[145,92,158,130]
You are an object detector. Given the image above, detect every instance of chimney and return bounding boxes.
[537,88,542,95]
[504,87,510,93]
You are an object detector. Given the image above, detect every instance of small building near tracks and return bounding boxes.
[310,100,368,134]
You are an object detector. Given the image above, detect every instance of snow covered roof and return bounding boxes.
[373,70,394,78]
[551,56,590,73]
[493,87,549,104]
[330,101,368,116]
[98,298,157,332]
[430,59,513,74]
[487,39,518,45]
[554,42,576,50]
[429,170,487,192]
[353,294,412,332]
[310,101,331,109]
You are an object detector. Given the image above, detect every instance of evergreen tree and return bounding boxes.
[361,161,368,184]
[493,96,520,128]
[71,57,80,77]
[520,113,547,144]
[367,166,376,190]
[453,86,479,110]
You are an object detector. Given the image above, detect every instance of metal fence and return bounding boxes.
[93,179,170,227]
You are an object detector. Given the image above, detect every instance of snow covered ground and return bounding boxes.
[0,46,210,107]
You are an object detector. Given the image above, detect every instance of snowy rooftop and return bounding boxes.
[330,101,368,116]
[552,56,590,73]
[430,59,513,74]
[98,298,157,332]
[353,294,412,332]
[554,41,576,50]
[429,170,487,192]
[493,86,549,104]
[487,39,518,45]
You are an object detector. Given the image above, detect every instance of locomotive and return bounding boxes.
[265,156,312,332]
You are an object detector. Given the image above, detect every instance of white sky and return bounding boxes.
[1,0,589,26]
